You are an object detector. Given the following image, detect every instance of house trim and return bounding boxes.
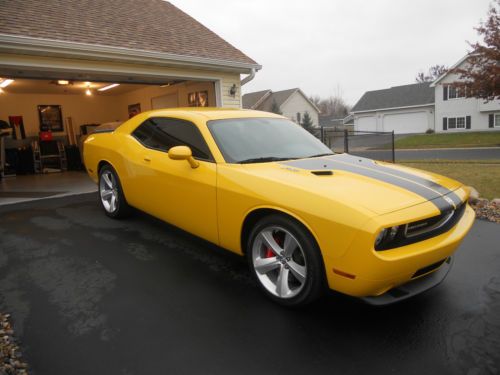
[250,90,272,109]
[0,33,262,74]
[351,103,434,114]
[430,54,474,87]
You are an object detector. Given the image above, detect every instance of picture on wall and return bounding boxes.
[38,105,63,132]
[8,115,26,140]
[128,103,141,118]
[188,91,209,107]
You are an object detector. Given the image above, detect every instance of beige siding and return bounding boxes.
[280,91,319,126]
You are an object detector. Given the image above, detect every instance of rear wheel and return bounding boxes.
[98,164,131,219]
[247,214,325,307]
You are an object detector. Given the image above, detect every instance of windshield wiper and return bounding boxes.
[237,157,293,164]
[306,153,334,158]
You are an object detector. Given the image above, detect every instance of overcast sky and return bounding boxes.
[169,0,492,105]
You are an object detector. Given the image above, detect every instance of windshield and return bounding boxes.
[207,117,333,163]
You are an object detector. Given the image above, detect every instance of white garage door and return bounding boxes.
[356,116,377,132]
[383,112,429,134]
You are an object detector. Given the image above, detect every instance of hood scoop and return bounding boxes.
[311,170,333,176]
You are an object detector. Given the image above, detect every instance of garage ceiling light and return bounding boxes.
[0,79,14,88]
[98,83,120,92]
[57,80,70,85]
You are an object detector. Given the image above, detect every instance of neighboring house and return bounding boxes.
[351,54,500,134]
[242,88,320,126]
[319,114,354,129]
[431,55,500,133]
[351,83,435,134]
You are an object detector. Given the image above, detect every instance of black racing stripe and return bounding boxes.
[329,154,462,207]
[281,158,453,213]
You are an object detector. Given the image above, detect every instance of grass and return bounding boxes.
[393,132,500,149]
[401,160,500,200]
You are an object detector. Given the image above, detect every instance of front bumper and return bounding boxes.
[361,256,453,305]
[323,203,475,298]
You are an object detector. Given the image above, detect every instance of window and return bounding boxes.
[132,117,213,161]
[448,117,457,129]
[447,86,465,100]
[495,114,500,127]
[444,116,469,131]
[296,112,301,123]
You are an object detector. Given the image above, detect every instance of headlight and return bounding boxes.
[375,225,400,249]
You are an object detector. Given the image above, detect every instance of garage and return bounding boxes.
[383,111,431,134]
[0,0,260,204]
[355,116,378,132]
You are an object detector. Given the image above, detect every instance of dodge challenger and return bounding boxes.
[84,108,475,306]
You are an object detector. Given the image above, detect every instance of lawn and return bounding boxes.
[394,132,500,149]
[401,160,500,200]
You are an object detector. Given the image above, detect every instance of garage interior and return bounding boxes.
[0,75,217,205]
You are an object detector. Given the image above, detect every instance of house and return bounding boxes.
[351,54,500,134]
[431,55,500,132]
[0,0,260,186]
[319,114,354,129]
[242,88,320,126]
[351,83,435,134]
[0,0,261,141]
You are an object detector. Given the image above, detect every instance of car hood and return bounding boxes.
[238,153,464,215]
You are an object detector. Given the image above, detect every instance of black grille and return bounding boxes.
[412,258,447,278]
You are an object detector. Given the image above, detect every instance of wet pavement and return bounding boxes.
[0,194,499,375]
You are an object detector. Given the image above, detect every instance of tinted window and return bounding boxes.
[208,117,332,163]
[132,117,212,160]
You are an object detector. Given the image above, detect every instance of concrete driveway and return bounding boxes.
[0,194,499,375]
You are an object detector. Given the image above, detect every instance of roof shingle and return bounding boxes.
[0,0,257,65]
[351,82,434,112]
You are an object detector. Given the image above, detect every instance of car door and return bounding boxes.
[127,117,218,245]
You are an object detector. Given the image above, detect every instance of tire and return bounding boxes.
[98,164,131,219]
[247,214,325,307]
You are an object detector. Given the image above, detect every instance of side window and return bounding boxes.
[132,117,213,161]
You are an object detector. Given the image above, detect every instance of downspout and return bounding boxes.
[241,68,256,86]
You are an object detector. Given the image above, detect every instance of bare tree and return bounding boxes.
[415,65,448,83]
[451,0,500,101]
[309,86,351,118]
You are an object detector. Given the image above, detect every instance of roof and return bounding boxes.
[351,83,434,113]
[319,115,344,127]
[243,88,320,112]
[0,0,257,66]
[242,90,272,109]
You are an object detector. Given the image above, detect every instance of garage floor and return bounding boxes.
[0,194,499,375]
[0,171,96,205]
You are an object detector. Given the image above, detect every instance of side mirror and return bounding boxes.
[168,146,199,169]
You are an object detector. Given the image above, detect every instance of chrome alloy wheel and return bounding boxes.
[99,170,118,213]
[251,226,307,299]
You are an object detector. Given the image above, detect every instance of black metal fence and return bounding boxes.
[319,127,396,163]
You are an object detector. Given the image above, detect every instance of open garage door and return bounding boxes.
[383,112,429,134]
[0,75,217,204]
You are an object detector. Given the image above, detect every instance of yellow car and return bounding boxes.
[84,108,475,306]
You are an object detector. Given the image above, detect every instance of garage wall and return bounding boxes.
[0,93,123,138]
[0,80,217,141]
[118,80,216,119]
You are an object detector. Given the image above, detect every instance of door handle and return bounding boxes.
[143,156,151,162]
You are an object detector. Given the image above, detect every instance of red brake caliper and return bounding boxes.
[265,233,281,258]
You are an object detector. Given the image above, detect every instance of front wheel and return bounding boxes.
[98,164,131,219]
[247,215,325,307]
